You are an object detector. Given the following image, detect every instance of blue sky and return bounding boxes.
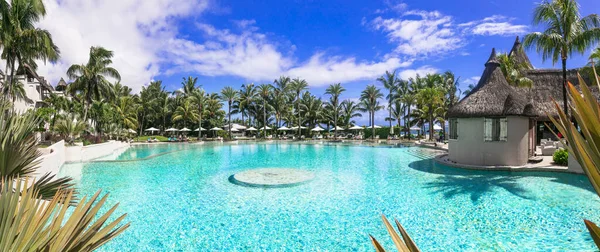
[37,0,599,125]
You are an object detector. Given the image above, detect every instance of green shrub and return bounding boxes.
[553,149,568,166]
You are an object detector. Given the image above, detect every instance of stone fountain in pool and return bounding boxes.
[230,168,315,188]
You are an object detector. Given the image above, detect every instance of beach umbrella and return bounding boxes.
[260,126,272,130]
[231,128,239,132]
[180,128,191,132]
[348,125,364,130]
[409,126,420,131]
[278,126,291,131]
[246,127,257,131]
[145,127,159,132]
[210,127,223,131]
[330,126,345,131]
[370,125,382,129]
[433,124,443,131]
[311,126,324,132]
[165,128,178,132]
[127,129,136,134]
[194,127,206,131]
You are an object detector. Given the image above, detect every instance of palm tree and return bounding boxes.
[67,46,121,122]
[0,0,60,105]
[325,83,346,140]
[361,85,384,140]
[301,93,323,130]
[54,113,87,145]
[590,47,600,63]
[257,84,272,138]
[340,100,362,127]
[234,83,256,125]
[177,76,198,97]
[172,100,197,128]
[523,0,600,116]
[290,78,308,136]
[377,71,399,133]
[417,87,445,140]
[114,96,138,131]
[188,88,207,137]
[497,53,534,87]
[220,86,239,140]
[137,84,157,135]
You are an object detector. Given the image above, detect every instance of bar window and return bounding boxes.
[484,118,507,142]
[449,118,458,140]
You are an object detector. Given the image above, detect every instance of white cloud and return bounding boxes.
[36,0,209,93]
[398,65,438,80]
[164,23,413,87]
[371,12,464,57]
[369,9,527,59]
[467,15,527,36]
[286,53,411,87]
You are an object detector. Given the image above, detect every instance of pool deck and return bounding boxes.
[434,154,583,174]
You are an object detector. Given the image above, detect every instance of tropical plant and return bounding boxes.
[360,85,384,140]
[462,84,475,96]
[370,215,420,252]
[0,0,60,104]
[1,110,73,200]
[549,69,600,249]
[552,148,568,165]
[234,83,256,125]
[177,76,198,97]
[67,46,121,122]
[497,53,534,87]
[189,88,207,136]
[378,71,399,132]
[290,78,308,136]
[54,113,87,145]
[114,96,138,131]
[325,83,346,139]
[172,99,197,128]
[418,87,445,140]
[523,0,600,115]
[257,84,272,138]
[220,86,239,140]
[340,100,362,127]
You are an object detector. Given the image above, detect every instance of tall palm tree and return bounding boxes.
[234,83,256,125]
[290,78,308,136]
[325,83,346,140]
[377,70,399,133]
[176,76,198,97]
[417,87,445,140]
[361,85,384,140]
[0,0,60,105]
[462,84,475,96]
[188,88,207,137]
[114,96,138,132]
[220,86,239,140]
[590,47,600,63]
[67,47,120,122]
[137,84,157,135]
[172,100,197,128]
[523,0,600,116]
[301,93,324,129]
[257,84,272,138]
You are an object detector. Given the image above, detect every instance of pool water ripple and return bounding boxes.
[58,143,600,251]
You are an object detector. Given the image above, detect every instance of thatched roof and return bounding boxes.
[55,78,68,92]
[450,43,600,121]
[508,36,533,69]
[448,49,536,118]
[523,68,597,121]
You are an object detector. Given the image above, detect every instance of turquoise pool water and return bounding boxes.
[59,143,600,251]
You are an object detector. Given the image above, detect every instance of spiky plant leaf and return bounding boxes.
[369,215,420,252]
[548,67,600,249]
[0,178,129,251]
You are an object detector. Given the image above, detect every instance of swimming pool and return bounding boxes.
[58,142,600,251]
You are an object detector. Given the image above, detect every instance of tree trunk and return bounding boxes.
[388,91,392,128]
[429,111,434,141]
[228,101,232,140]
[371,110,375,140]
[561,58,568,118]
[297,94,301,137]
[263,99,267,139]
[407,106,411,140]
[198,107,202,139]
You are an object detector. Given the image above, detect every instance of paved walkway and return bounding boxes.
[435,154,581,174]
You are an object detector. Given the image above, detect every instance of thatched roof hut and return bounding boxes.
[450,39,599,121]
[448,48,535,118]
